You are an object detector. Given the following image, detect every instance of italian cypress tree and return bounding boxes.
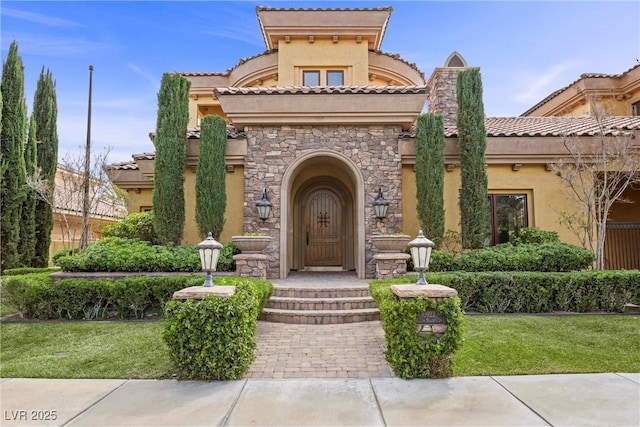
[456,68,489,249]
[415,113,445,248]
[1,41,27,270]
[152,73,190,245]
[18,115,37,266]
[32,67,59,267]
[195,115,227,239]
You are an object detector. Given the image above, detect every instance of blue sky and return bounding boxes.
[1,1,639,163]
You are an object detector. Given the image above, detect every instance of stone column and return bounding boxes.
[233,254,268,279]
[374,253,411,279]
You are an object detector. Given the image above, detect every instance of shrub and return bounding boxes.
[217,241,238,272]
[54,237,201,272]
[2,273,272,321]
[54,237,237,273]
[102,211,158,243]
[2,273,204,319]
[163,277,272,380]
[372,285,465,379]
[429,242,594,272]
[371,269,640,314]
[510,227,559,245]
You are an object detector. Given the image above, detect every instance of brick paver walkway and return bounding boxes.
[246,320,393,379]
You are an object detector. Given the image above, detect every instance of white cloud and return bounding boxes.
[3,34,113,57]
[1,7,82,27]
[512,62,577,105]
[128,63,161,89]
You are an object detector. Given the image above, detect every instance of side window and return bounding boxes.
[303,70,320,86]
[326,70,344,86]
[140,206,152,212]
[631,100,640,116]
[487,194,528,245]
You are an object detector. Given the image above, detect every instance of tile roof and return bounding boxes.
[108,117,640,171]
[214,85,428,96]
[400,116,640,138]
[255,6,393,12]
[370,50,425,80]
[179,50,278,78]
[521,63,640,116]
[148,126,246,142]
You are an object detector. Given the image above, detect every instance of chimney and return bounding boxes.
[426,51,474,128]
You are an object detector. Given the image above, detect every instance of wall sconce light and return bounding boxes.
[256,188,272,222]
[196,232,223,287]
[373,187,390,220]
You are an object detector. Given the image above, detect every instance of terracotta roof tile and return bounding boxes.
[214,85,428,96]
[148,125,246,142]
[399,116,640,138]
[256,6,393,12]
[369,50,425,80]
[522,63,640,116]
[106,161,139,171]
[179,50,278,77]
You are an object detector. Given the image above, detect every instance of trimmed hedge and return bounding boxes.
[371,270,640,314]
[163,277,272,380]
[2,273,272,321]
[4,273,197,319]
[429,242,595,272]
[53,237,237,273]
[373,286,465,379]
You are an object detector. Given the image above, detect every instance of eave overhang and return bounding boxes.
[214,85,428,131]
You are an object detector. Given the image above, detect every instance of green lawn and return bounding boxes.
[456,314,640,376]
[1,315,638,379]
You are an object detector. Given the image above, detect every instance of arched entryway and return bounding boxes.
[280,150,365,278]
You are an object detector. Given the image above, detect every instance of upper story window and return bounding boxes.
[302,69,345,86]
[303,71,320,86]
[327,70,344,86]
[632,99,640,116]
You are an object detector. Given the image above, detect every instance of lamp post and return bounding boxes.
[196,232,222,287]
[408,230,435,285]
[373,187,389,220]
[256,188,272,222]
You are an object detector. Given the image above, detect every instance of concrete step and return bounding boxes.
[263,283,380,324]
[271,285,372,298]
[260,308,380,324]
[266,296,378,311]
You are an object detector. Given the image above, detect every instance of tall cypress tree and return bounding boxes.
[196,115,227,239]
[456,68,489,249]
[152,73,190,245]
[32,67,58,267]
[18,115,37,266]
[1,41,27,270]
[415,113,445,248]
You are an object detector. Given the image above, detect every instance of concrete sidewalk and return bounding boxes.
[1,373,638,426]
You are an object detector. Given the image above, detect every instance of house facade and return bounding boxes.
[107,7,640,277]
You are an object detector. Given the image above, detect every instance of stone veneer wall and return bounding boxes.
[242,125,405,279]
[426,67,469,128]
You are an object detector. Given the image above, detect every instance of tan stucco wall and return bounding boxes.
[125,167,244,245]
[401,163,583,247]
[277,39,369,86]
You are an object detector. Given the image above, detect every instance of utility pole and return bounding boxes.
[80,65,93,250]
